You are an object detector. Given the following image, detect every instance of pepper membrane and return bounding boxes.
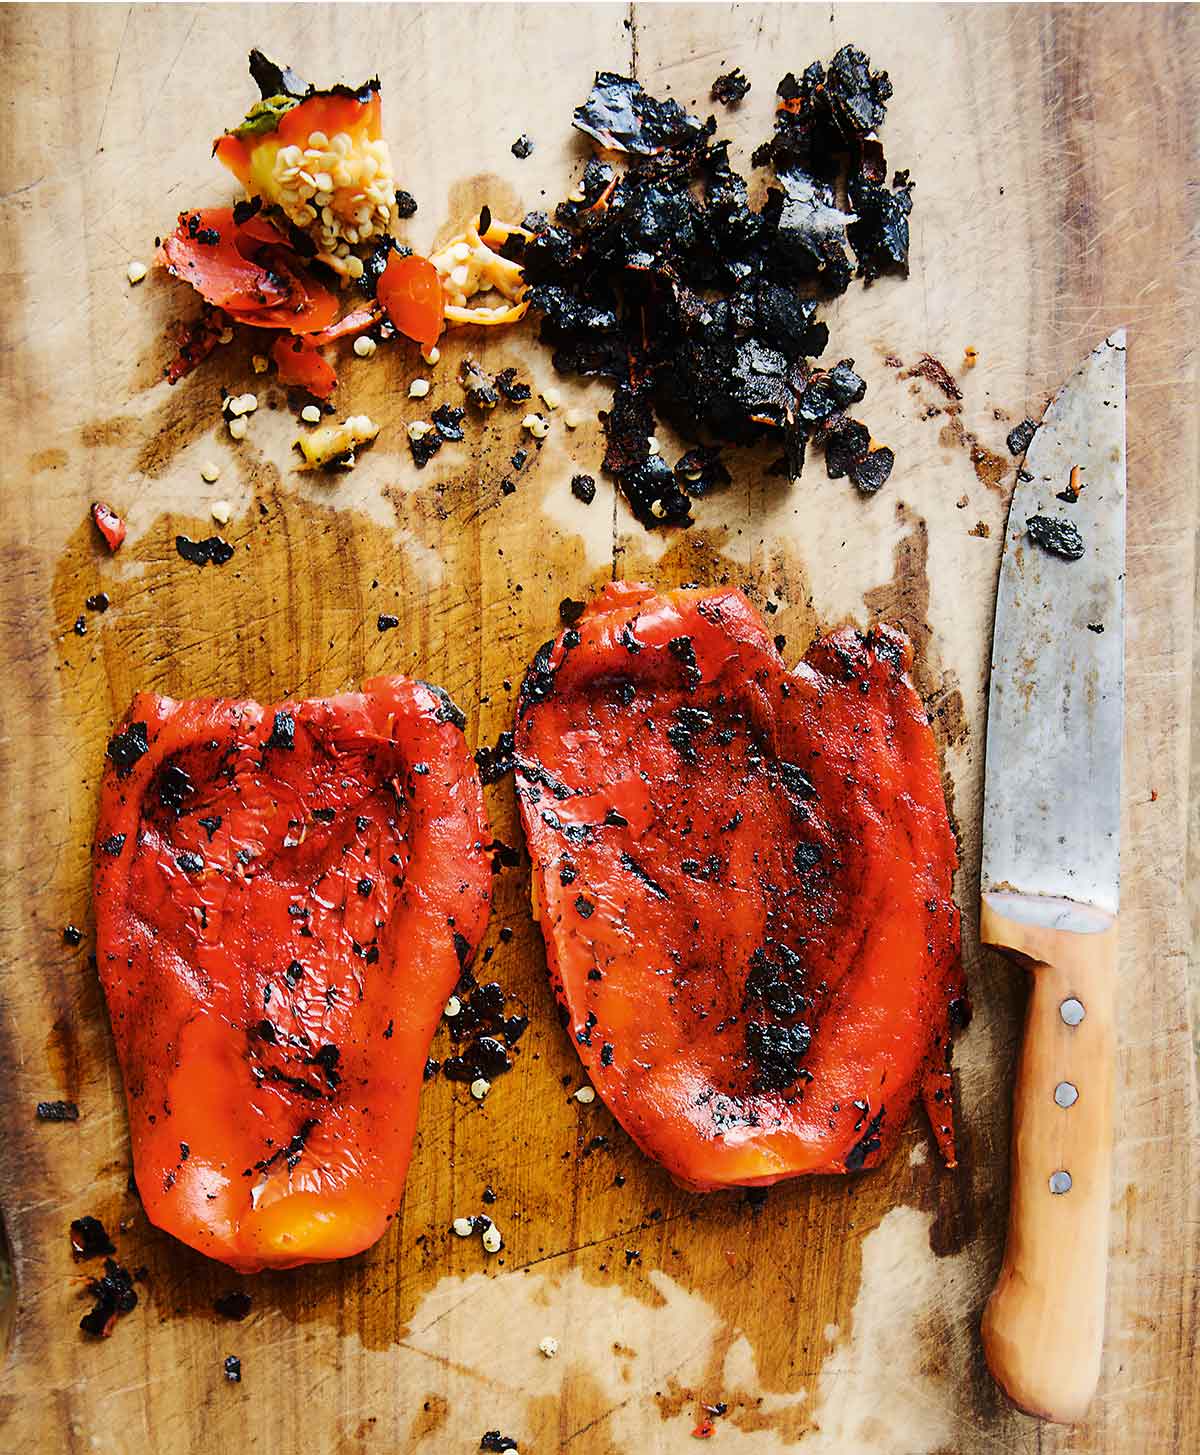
[94,677,490,1271]
[514,583,964,1188]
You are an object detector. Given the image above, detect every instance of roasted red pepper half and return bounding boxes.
[94,677,490,1271]
[157,207,339,333]
[514,583,965,1189]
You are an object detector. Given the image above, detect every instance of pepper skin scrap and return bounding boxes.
[93,678,490,1271]
[514,583,964,1189]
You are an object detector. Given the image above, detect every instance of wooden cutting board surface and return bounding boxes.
[0,4,1195,1452]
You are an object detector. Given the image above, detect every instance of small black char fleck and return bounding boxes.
[37,1098,80,1122]
[158,763,193,813]
[175,534,235,567]
[850,446,894,495]
[79,1258,138,1337]
[70,1215,115,1259]
[377,614,399,631]
[496,369,531,403]
[711,67,751,105]
[419,681,468,730]
[1026,514,1085,561]
[432,403,466,440]
[265,710,295,751]
[845,1106,885,1169]
[779,761,818,801]
[1006,418,1038,456]
[107,721,149,777]
[619,851,669,899]
[475,731,517,786]
[223,1354,242,1382]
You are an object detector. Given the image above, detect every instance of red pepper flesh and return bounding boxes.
[94,677,490,1271]
[376,252,444,348]
[158,207,338,333]
[272,334,337,398]
[514,583,964,1189]
[91,501,127,552]
[269,305,384,398]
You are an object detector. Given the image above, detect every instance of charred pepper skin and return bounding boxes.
[93,678,490,1272]
[514,583,964,1190]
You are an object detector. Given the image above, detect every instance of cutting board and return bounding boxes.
[0,5,1195,1452]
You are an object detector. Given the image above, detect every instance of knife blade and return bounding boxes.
[982,331,1126,924]
[978,331,1126,1425]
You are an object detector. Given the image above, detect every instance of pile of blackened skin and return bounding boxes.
[511,46,912,527]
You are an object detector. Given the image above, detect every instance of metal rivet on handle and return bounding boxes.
[1059,997,1086,1026]
[1049,1170,1073,1194]
[1054,1081,1078,1108]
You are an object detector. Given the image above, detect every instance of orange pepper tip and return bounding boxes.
[213,133,251,185]
[238,1191,386,1271]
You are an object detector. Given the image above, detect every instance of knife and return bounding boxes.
[979,332,1126,1424]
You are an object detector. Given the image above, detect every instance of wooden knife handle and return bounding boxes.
[979,895,1118,1424]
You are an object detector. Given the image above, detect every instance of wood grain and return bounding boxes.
[0,5,1195,1452]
